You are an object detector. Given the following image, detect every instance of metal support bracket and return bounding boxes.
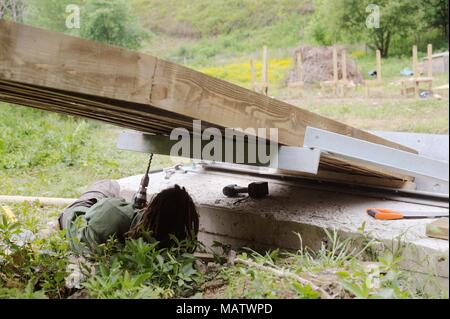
[304,127,449,182]
[116,130,321,174]
[116,128,449,195]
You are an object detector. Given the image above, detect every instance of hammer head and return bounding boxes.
[222,184,241,197]
[248,182,269,198]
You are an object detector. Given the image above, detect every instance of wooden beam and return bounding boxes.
[427,43,433,78]
[365,50,382,98]
[427,43,433,93]
[0,20,155,105]
[412,45,419,97]
[332,46,338,82]
[262,45,269,95]
[340,50,347,97]
[376,49,382,82]
[288,51,304,89]
[341,50,347,83]
[250,58,256,91]
[332,46,338,95]
[0,20,417,156]
[296,51,302,83]
[412,45,418,77]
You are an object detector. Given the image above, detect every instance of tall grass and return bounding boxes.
[0,103,171,197]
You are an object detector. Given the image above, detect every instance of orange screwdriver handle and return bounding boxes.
[367,208,404,220]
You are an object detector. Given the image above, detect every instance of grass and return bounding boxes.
[1,204,445,299]
[0,104,175,198]
[0,202,205,299]
[133,0,311,66]
[165,14,308,66]
[287,98,449,134]
[207,230,447,299]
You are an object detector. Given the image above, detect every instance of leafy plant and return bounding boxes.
[0,202,206,299]
[83,237,204,298]
[0,280,48,299]
[80,0,147,49]
[0,208,70,298]
[217,229,443,299]
[83,260,170,299]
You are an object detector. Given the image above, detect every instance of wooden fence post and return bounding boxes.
[262,45,268,95]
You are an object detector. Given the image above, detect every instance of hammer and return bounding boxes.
[222,182,269,199]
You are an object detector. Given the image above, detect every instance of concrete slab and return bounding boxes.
[117,167,449,292]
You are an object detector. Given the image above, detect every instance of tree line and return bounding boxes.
[1,0,449,56]
[1,0,146,50]
[308,0,449,57]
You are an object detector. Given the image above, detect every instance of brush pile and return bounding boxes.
[286,46,363,85]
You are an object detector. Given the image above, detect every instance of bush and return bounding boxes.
[80,0,147,49]
[84,237,202,298]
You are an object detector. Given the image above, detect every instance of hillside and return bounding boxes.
[130,0,313,65]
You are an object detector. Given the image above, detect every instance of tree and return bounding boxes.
[306,0,347,46]
[24,0,146,49]
[25,0,85,35]
[80,0,147,50]
[0,0,26,22]
[308,0,425,57]
[343,0,425,57]
[423,0,449,38]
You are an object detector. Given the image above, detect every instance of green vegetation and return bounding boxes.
[0,203,70,298]
[218,231,443,299]
[295,98,449,134]
[80,0,147,49]
[164,14,308,66]
[307,0,448,57]
[0,202,204,299]
[3,0,448,63]
[25,0,147,49]
[131,0,312,38]
[0,104,172,197]
[0,205,446,299]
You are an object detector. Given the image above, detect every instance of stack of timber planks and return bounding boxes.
[0,21,417,187]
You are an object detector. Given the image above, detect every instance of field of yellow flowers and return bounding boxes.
[199,58,292,89]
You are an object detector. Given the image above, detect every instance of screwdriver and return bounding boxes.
[367,208,449,220]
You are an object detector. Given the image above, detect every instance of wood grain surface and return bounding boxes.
[0,21,418,186]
